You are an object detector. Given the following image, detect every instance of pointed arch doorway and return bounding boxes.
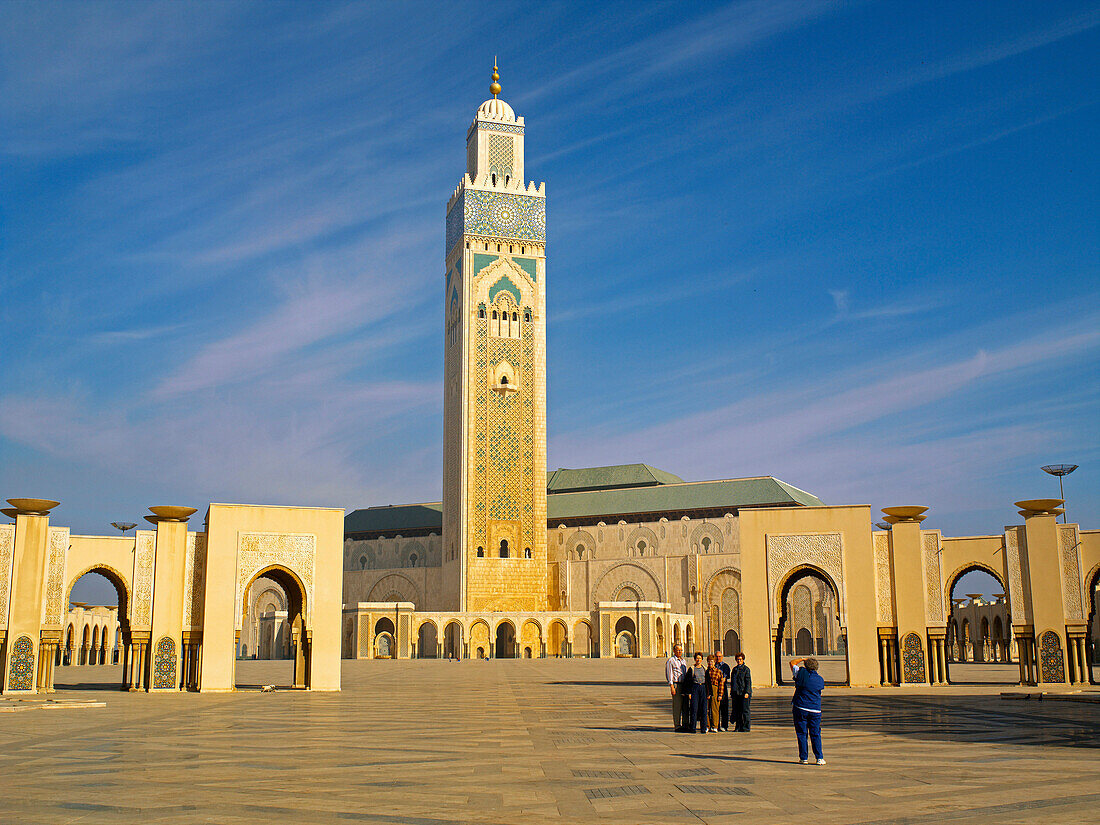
[237,566,309,689]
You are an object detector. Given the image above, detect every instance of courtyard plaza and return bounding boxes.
[3,659,1099,825]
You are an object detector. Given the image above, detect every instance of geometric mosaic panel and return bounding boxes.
[1038,630,1065,684]
[448,190,546,251]
[6,635,34,691]
[901,632,926,683]
[152,636,177,690]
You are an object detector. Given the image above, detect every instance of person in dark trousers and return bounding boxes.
[689,652,708,732]
[731,652,752,731]
[714,650,732,731]
[790,657,826,764]
[664,643,689,731]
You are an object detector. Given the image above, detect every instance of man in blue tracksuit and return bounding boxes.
[790,657,825,765]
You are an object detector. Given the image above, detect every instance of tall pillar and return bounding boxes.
[1017,501,1077,686]
[883,510,936,685]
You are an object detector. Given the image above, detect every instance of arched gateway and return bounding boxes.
[1,500,343,695]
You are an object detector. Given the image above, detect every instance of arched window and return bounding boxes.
[500,375,508,385]
[512,312,517,321]
[701,536,711,553]
[524,311,531,322]
[359,556,367,570]
[524,547,532,559]
[638,540,646,556]
[410,553,417,567]
[478,307,486,319]
[492,310,498,320]
[499,539,509,558]
[477,546,485,557]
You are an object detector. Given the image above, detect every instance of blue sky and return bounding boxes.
[2,2,1098,605]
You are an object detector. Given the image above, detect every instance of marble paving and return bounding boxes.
[3,658,1098,824]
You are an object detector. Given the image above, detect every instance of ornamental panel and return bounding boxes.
[1038,630,1065,683]
[184,533,207,628]
[1059,526,1083,620]
[152,636,177,690]
[765,533,845,626]
[901,633,926,683]
[6,635,34,691]
[235,533,316,630]
[0,525,14,628]
[873,532,894,623]
[463,190,545,243]
[922,533,944,623]
[132,532,156,628]
[42,527,69,626]
[1004,528,1030,624]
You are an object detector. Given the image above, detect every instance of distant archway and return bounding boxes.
[495,621,516,659]
[418,621,438,658]
[56,567,131,690]
[723,629,740,656]
[237,565,308,688]
[443,621,463,659]
[573,620,592,657]
[775,566,848,686]
[944,565,1014,685]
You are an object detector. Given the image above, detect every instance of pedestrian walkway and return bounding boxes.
[2,659,1098,823]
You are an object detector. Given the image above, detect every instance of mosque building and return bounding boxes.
[338,67,844,662]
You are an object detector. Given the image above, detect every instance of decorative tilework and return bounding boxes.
[1039,630,1065,683]
[152,636,177,690]
[489,275,521,306]
[475,120,524,135]
[464,190,545,243]
[473,253,498,274]
[7,635,34,691]
[488,134,513,178]
[513,256,537,282]
[446,191,464,252]
[902,632,926,683]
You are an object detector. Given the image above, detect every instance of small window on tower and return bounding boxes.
[478,307,486,319]
[477,546,485,557]
[499,539,509,558]
[512,312,518,322]
[500,376,508,385]
[524,547,532,559]
[492,310,498,320]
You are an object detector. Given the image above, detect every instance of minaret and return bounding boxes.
[442,64,547,613]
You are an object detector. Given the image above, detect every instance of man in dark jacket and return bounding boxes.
[731,653,752,731]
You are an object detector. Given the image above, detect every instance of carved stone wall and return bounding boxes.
[1059,526,1083,620]
[132,532,156,628]
[235,532,316,630]
[184,533,207,628]
[0,525,14,628]
[873,532,894,623]
[765,533,844,626]
[1004,528,1030,624]
[42,527,69,626]
[922,533,944,623]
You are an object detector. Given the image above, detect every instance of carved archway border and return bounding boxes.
[703,566,742,603]
[593,562,663,603]
[367,573,422,606]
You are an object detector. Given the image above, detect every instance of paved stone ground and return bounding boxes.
[3,659,1099,824]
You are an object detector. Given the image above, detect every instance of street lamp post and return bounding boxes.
[111,521,137,535]
[1040,464,1078,523]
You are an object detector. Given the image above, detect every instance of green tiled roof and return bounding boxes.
[546,463,683,493]
[344,473,822,535]
[546,477,822,522]
[344,502,443,535]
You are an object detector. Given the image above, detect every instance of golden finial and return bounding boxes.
[490,57,501,98]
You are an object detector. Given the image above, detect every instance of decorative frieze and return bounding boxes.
[873,532,894,623]
[765,533,844,625]
[1058,526,1083,620]
[0,525,14,627]
[184,533,207,628]
[132,532,156,628]
[235,532,316,629]
[41,527,69,626]
[922,533,944,623]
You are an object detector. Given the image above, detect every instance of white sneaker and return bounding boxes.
[816,758,827,766]
[798,759,808,764]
